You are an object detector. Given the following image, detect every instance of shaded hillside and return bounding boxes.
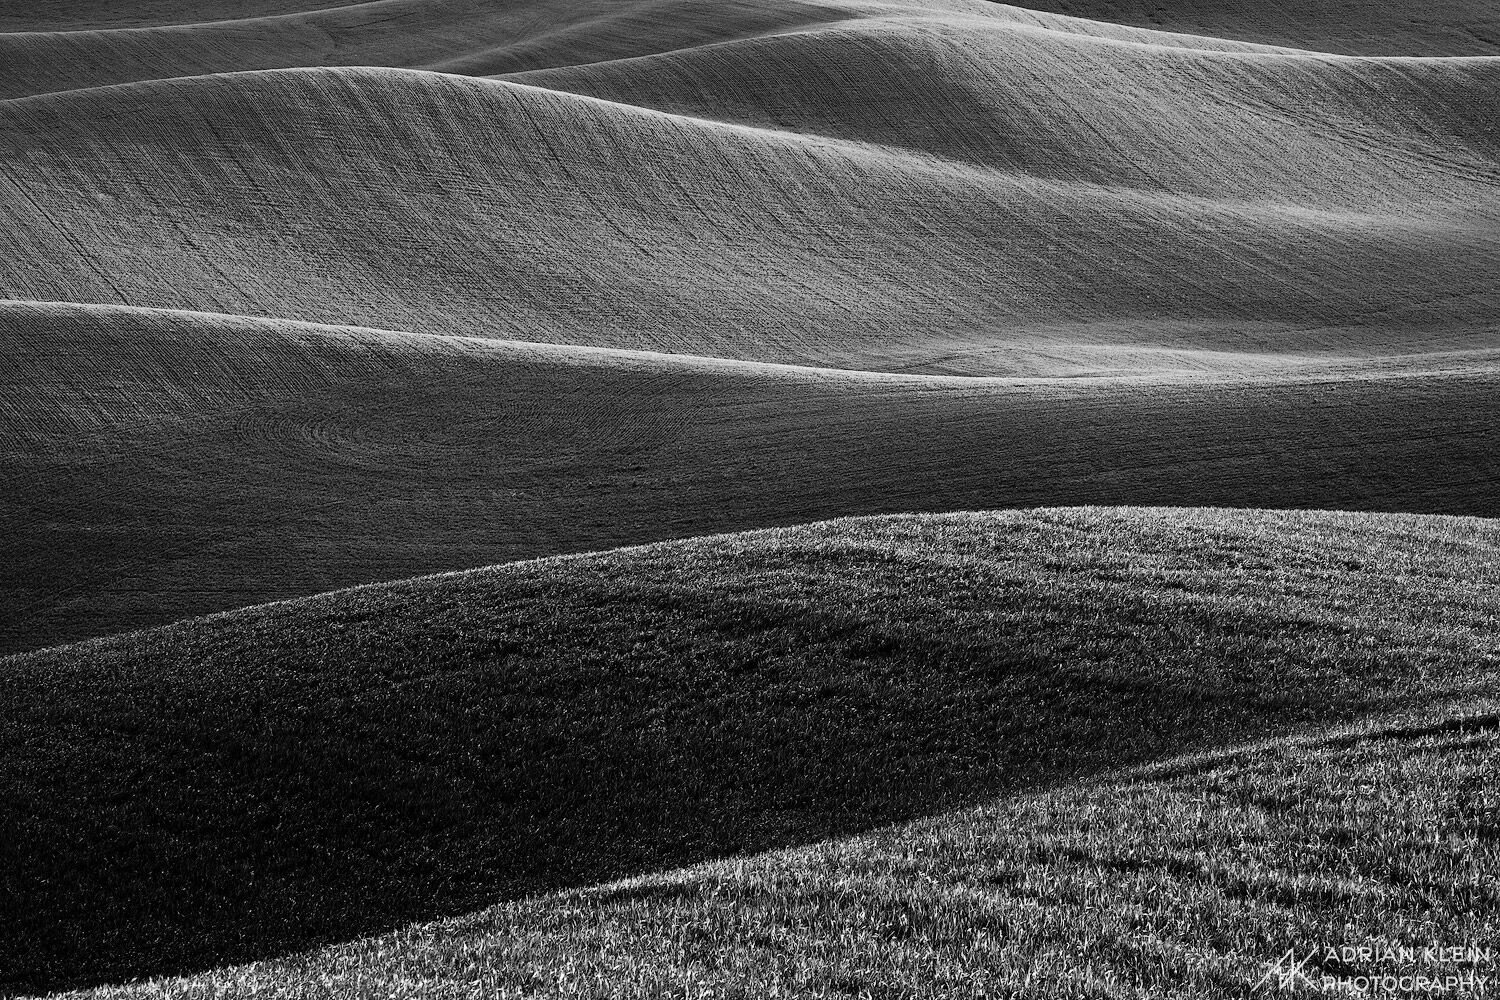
[4,2,1497,997]
[4,302,1498,654]
[52,706,1500,999]
[1018,0,1500,55]
[4,508,1499,991]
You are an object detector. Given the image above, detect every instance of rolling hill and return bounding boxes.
[3,1,1498,996]
[47,707,1500,998]
[5,508,1499,993]
[2,0,1498,652]
[3,0,1498,99]
[1018,1,1500,55]
[4,300,1497,655]
[3,25,1496,363]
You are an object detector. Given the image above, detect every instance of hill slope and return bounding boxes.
[1017,0,1500,55]
[0,0,1306,100]
[50,706,1500,999]
[0,0,855,99]
[4,508,1499,991]
[3,2,1497,655]
[4,3,1498,998]
[3,0,1497,99]
[1,21,1496,370]
[4,301,1498,655]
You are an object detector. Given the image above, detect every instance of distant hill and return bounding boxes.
[1014,0,1500,55]
[3,0,1497,653]
[3,20,1495,366]
[4,301,1497,654]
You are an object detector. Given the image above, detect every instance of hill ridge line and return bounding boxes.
[10,300,1500,385]
[5,505,1493,664]
[465,10,1309,79]
[0,0,432,36]
[6,63,1495,217]
[7,6,1499,107]
[0,0,1291,50]
[0,299,983,382]
[10,0,1495,61]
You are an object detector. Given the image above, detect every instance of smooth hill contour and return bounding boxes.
[4,301,1498,654]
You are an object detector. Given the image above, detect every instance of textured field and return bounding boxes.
[3,1,1498,996]
[1019,1,1500,55]
[3,28,1497,363]
[5,508,1499,991]
[52,707,1500,998]
[4,301,1498,654]
[3,0,1499,652]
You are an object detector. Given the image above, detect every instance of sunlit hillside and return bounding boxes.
[3,1,1496,996]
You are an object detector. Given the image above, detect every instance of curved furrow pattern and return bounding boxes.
[0,0,915,100]
[1,61,1496,375]
[505,18,1500,201]
[1012,0,1500,55]
[3,301,1498,655]
[3,2,1498,995]
[0,0,360,32]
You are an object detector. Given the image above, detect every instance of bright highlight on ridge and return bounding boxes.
[1,1,1496,997]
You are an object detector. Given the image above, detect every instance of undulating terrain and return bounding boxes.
[7,509,1500,992]
[2,0,1497,996]
[5,0,1500,653]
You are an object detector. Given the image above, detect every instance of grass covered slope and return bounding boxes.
[1,26,1497,373]
[5,301,1499,654]
[3,508,1500,991]
[60,708,1500,999]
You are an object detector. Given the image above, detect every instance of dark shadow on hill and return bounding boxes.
[2,510,1496,993]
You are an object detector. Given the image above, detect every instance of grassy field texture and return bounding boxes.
[4,302,1498,654]
[49,704,1500,999]
[4,508,1499,991]
[3,2,1499,996]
